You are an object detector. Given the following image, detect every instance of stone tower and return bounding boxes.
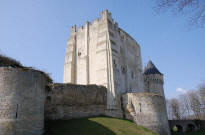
[63,10,144,112]
[0,67,49,135]
[143,60,165,97]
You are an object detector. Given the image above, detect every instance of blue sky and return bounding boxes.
[1,0,205,98]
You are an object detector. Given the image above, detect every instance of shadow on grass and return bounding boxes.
[172,128,205,135]
[44,118,116,135]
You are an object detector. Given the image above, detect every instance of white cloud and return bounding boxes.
[176,88,187,94]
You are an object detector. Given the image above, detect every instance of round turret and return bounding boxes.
[122,93,171,135]
[0,55,51,135]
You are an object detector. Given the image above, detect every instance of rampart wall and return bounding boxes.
[45,83,107,120]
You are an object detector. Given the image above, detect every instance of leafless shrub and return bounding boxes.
[0,54,22,67]
[0,54,53,83]
[187,90,202,119]
[170,98,182,120]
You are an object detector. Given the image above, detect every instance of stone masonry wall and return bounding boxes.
[144,74,165,97]
[122,93,171,135]
[45,83,107,120]
[0,67,48,135]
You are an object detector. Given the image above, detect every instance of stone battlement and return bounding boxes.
[69,9,137,47]
[69,10,118,35]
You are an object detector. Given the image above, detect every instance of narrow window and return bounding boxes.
[139,103,142,113]
[122,66,126,74]
[113,59,117,68]
[16,104,18,119]
[131,71,134,79]
[78,52,81,56]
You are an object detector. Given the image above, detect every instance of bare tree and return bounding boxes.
[199,83,205,105]
[199,83,205,119]
[170,98,181,120]
[166,99,173,120]
[156,0,205,26]
[188,91,202,119]
[178,93,191,119]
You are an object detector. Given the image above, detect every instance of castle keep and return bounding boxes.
[0,10,170,135]
[64,10,144,112]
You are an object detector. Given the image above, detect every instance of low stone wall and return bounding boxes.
[122,93,171,135]
[45,83,107,120]
[0,67,48,135]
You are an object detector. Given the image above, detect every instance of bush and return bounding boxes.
[0,54,22,67]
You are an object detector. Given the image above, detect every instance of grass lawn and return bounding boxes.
[172,128,205,135]
[44,116,158,135]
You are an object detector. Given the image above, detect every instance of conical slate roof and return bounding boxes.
[143,60,163,75]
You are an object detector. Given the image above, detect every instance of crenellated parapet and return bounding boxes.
[70,25,76,34]
[100,9,112,21]
[68,10,110,36]
[68,10,137,45]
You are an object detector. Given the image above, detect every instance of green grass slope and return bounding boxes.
[44,116,158,135]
